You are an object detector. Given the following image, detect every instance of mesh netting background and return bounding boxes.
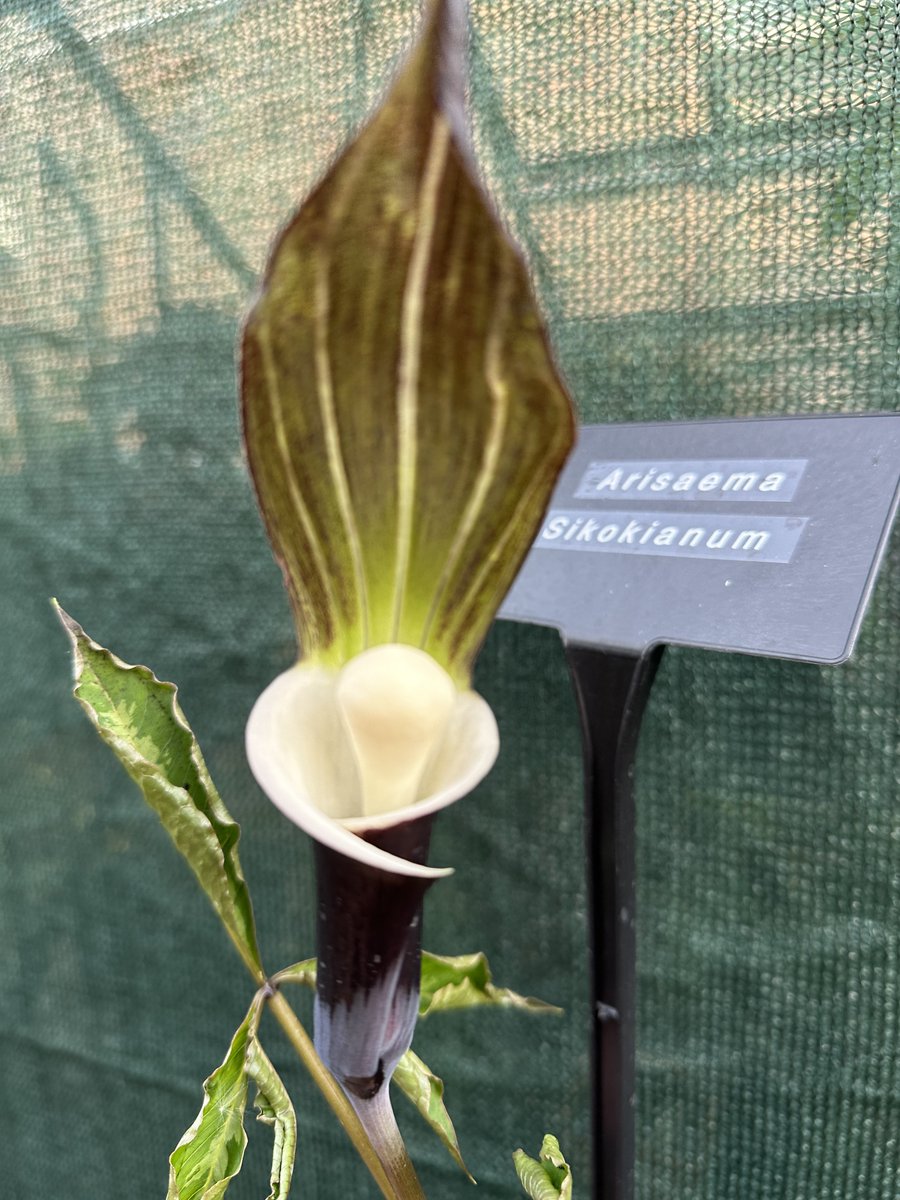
[1,1,898,1196]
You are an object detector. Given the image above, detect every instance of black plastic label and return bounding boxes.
[500,413,900,664]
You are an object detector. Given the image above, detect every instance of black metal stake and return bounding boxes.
[565,641,664,1200]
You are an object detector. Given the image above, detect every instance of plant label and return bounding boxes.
[500,412,900,664]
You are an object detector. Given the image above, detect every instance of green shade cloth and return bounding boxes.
[1,2,897,1197]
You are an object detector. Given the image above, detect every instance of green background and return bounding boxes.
[1,1,897,1196]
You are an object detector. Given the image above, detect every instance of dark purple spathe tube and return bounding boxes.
[313,817,435,1102]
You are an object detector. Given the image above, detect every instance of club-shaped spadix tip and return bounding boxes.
[336,644,457,819]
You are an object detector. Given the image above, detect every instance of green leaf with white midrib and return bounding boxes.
[419,951,562,1017]
[167,996,298,1200]
[167,1002,259,1200]
[241,0,574,684]
[513,1135,573,1200]
[56,603,263,979]
[249,1037,297,1200]
[392,1049,472,1181]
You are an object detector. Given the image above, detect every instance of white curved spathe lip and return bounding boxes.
[245,658,499,880]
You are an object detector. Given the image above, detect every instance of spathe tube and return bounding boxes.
[313,820,434,1101]
[312,818,436,1195]
[312,816,434,1171]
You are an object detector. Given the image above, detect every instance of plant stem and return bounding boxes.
[266,989,402,1200]
[352,1088,428,1200]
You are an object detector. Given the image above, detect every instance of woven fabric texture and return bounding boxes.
[1,2,898,1198]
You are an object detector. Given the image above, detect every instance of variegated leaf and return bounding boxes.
[419,951,561,1018]
[392,1049,472,1181]
[57,603,263,980]
[166,1002,260,1200]
[248,1038,297,1200]
[513,1135,573,1200]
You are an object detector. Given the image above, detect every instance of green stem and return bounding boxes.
[352,1088,427,1200]
[265,989,403,1200]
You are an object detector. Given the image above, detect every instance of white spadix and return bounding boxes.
[245,643,499,878]
[336,645,457,819]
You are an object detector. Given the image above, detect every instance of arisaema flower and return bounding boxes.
[241,0,574,1191]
